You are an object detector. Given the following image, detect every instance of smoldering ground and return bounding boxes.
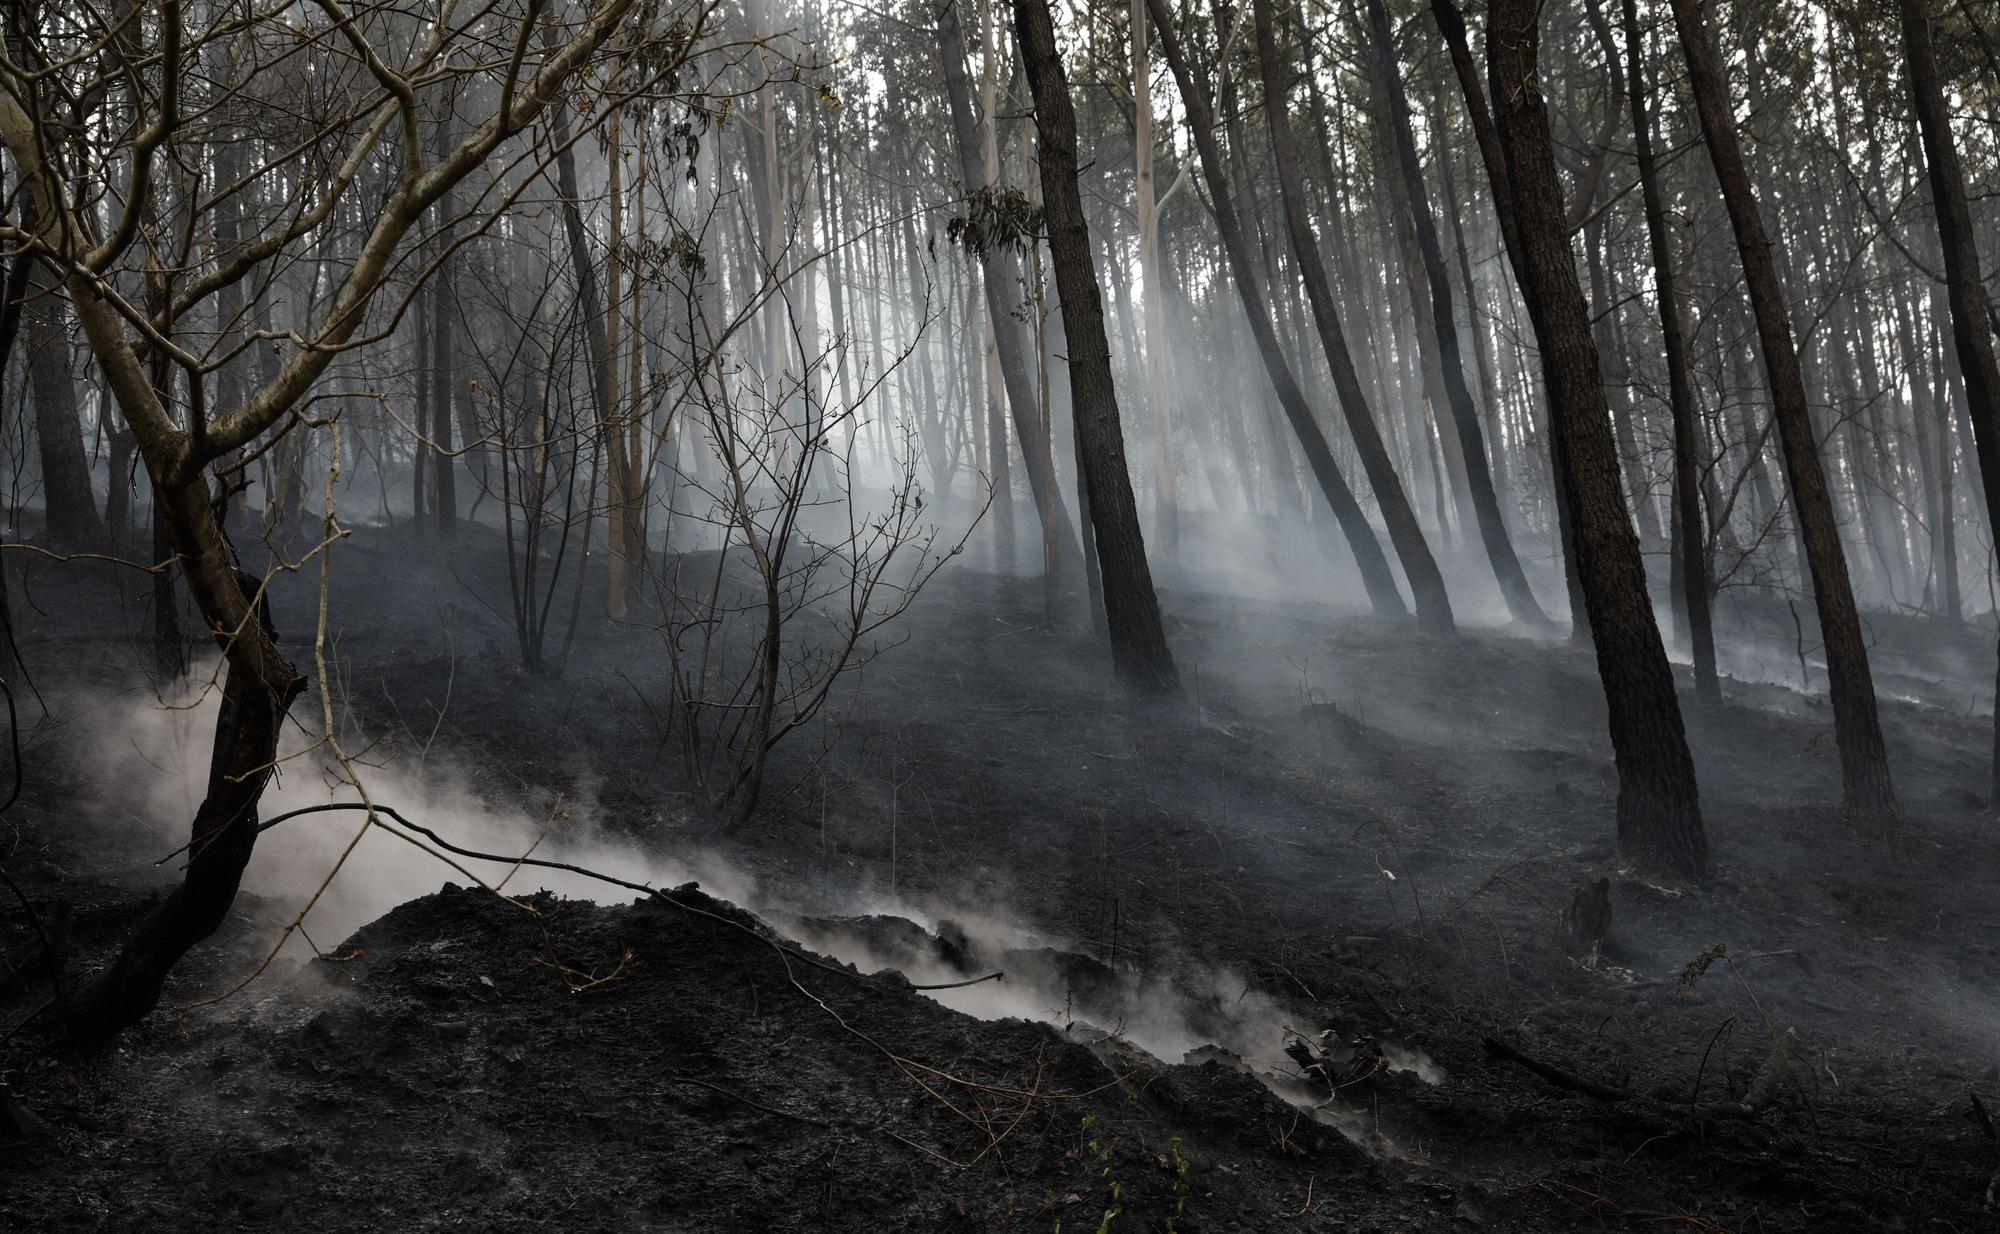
[6,515,1999,1229]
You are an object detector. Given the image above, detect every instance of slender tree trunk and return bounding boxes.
[1428,0,1592,634]
[1013,0,1180,692]
[1903,0,2000,802]
[1132,0,1182,560]
[1620,0,1717,703]
[1147,0,1410,621]
[1367,0,1547,630]
[1428,75,1511,529]
[23,252,101,548]
[1483,0,1709,876]
[411,328,428,523]
[1252,0,1453,635]
[148,488,185,679]
[604,102,631,621]
[1671,0,1895,817]
[0,247,29,687]
[1586,220,1665,554]
[1932,280,1967,621]
[428,209,457,541]
[427,112,458,541]
[1369,98,1466,548]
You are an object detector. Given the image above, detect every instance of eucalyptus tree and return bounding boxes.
[936,0,1084,594]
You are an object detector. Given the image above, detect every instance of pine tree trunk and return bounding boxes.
[1484,0,1709,876]
[1671,0,1895,818]
[1428,0,1591,634]
[1619,0,1717,703]
[1132,0,1181,561]
[1902,0,2000,802]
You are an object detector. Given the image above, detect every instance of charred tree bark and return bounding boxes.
[1620,0,1717,703]
[1252,0,1455,637]
[1484,0,1709,877]
[1013,0,1180,692]
[1902,0,2000,803]
[1146,0,1411,622]
[1366,0,1548,631]
[1670,0,1895,818]
[62,490,305,1039]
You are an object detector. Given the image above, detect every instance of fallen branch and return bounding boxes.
[1482,1035,1756,1121]
[1483,1035,1634,1103]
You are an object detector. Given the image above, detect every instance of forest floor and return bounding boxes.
[3,512,1999,1231]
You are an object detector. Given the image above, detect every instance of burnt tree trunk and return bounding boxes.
[1671,0,1895,818]
[62,480,305,1039]
[1428,0,1590,638]
[1902,0,2000,803]
[1013,0,1180,692]
[0,247,28,687]
[1484,0,1709,876]
[428,114,459,543]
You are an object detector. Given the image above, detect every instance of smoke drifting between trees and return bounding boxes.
[1,0,1997,1055]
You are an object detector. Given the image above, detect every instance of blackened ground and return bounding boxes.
[3,511,1998,1230]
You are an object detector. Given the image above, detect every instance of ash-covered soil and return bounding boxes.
[3,514,1999,1230]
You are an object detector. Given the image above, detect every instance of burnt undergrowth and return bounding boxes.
[2,517,1998,1230]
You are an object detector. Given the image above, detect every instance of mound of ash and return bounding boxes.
[5,885,1416,1232]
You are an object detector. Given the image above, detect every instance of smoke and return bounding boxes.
[78,663,756,951]
[70,662,1445,1151]
[776,890,1444,1139]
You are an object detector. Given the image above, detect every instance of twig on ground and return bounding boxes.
[669,1074,833,1128]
